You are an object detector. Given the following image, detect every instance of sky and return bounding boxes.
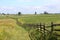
[0,0,60,14]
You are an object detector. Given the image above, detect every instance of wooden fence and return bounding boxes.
[23,22,60,40]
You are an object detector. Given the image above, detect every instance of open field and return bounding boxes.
[0,14,60,40]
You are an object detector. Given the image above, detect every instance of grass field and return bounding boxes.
[0,14,60,40]
[14,14,60,24]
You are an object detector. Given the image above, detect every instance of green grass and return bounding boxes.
[17,14,60,24]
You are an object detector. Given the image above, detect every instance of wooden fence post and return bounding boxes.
[40,23,42,31]
[51,22,54,33]
[43,23,46,40]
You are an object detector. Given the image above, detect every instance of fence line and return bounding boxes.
[16,19,60,40]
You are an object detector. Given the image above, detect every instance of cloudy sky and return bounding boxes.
[0,0,60,14]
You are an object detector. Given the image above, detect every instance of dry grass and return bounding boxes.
[0,19,30,40]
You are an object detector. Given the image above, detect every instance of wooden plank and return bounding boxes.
[53,24,60,26]
[54,29,60,31]
[55,34,60,37]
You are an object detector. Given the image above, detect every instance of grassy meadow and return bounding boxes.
[0,14,60,40]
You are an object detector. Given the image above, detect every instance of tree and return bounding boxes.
[18,12,21,15]
[35,11,37,15]
[44,11,48,14]
[2,13,5,15]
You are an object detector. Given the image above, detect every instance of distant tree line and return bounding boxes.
[0,12,22,15]
[34,11,48,15]
[1,11,58,15]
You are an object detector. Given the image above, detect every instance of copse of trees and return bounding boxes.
[18,12,21,15]
[2,13,5,15]
[44,11,48,14]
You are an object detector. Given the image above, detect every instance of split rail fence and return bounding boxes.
[25,22,60,40]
